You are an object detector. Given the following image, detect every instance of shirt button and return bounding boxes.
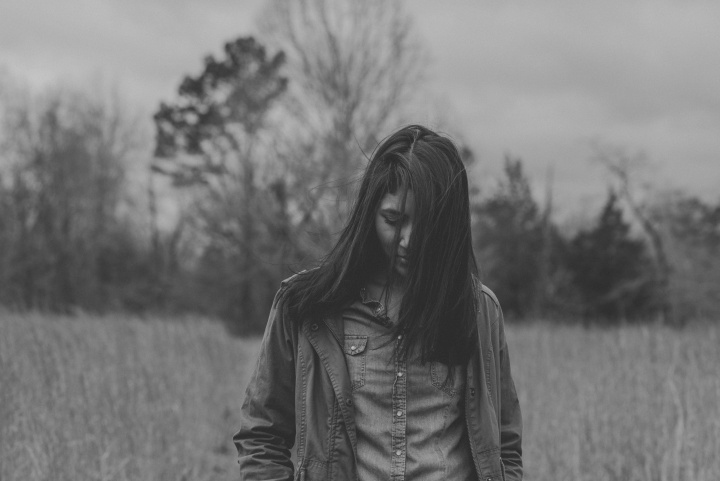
[350,345,357,351]
[310,323,319,331]
[395,449,402,456]
[396,410,403,417]
[346,398,353,406]
[397,372,403,377]
[397,334,403,340]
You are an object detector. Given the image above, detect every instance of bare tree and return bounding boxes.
[590,142,674,323]
[152,4,428,330]
[258,0,427,248]
[648,191,720,321]
[0,82,143,311]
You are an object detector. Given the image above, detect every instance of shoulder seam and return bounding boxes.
[471,275,500,308]
[280,267,319,287]
[480,284,500,308]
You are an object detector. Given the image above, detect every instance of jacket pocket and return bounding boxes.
[343,335,368,391]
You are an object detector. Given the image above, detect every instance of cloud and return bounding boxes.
[0,0,262,107]
[1,0,718,215]
[411,1,720,212]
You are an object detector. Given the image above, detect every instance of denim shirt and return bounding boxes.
[343,291,476,480]
[234,274,522,481]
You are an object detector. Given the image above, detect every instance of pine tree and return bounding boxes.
[568,191,656,321]
[474,157,545,318]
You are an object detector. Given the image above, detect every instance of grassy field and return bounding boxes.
[1,312,718,481]
[509,321,720,481]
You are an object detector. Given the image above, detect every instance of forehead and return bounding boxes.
[378,190,415,212]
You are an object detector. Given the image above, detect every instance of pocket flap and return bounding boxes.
[344,336,368,355]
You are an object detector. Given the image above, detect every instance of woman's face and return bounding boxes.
[375,190,415,279]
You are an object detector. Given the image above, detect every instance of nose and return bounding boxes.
[398,222,412,251]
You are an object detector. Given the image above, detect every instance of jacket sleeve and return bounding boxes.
[496,304,523,480]
[233,287,297,481]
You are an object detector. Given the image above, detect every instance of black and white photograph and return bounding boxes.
[1,1,718,480]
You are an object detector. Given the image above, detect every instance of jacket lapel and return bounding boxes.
[303,314,358,450]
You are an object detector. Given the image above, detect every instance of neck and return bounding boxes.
[365,270,405,324]
[367,269,406,304]
[369,268,406,292]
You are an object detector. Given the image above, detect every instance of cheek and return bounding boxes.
[375,219,394,253]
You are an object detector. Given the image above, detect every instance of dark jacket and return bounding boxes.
[234,276,523,480]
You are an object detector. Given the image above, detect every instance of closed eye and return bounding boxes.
[382,213,403,226]
[380,206,405,220]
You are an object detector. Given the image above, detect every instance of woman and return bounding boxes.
[234,125,522,480]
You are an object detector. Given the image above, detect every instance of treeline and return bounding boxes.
[0,86,156,312]
[473,157,720,323]
[1,1,718,331]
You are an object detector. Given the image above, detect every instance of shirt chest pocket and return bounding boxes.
[431,361,462,398]
[343,335,368,391]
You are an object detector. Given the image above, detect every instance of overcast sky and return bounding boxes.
[1,0,718,220]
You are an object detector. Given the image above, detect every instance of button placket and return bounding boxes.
[390,334,407,477]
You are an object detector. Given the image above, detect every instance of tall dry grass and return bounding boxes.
[0,312,260,481]
[509,322,720,481]
[1,313,718,480]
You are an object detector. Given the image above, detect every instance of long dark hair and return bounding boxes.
[284,124,479,366]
